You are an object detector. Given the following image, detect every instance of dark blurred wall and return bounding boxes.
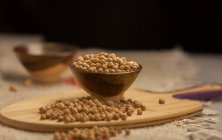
[0,0,221,53]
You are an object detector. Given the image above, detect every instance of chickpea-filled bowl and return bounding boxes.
[70,52,142,100]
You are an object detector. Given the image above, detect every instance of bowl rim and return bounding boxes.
[13,42,79,57]
[69,63,142,75]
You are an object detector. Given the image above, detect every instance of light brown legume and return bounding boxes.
[73,52,140,73]
[39,96,146,123]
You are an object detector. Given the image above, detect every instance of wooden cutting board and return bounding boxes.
[0,88,203,132]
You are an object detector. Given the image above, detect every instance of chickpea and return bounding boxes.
[89,114,95,121]
[40,114,47,120]
[72,52,139,73]
[95,116,102,121]
[63,109,71,114]
[84,55,89,60]
[98,68,103,72]
[101,64,107,69]
[39,95,146,124]
[137,109,142,115]
[57,115,64,122]
[50,113,57,120]
[107,58,113,62]
[77,56,84,61]
[126,110,132,116]
[125,65,130,70]
[54,132,62,140]
[119,65,125,70]
[125,129,130,135]
[132,65,138,70]
[113,114,120,120]
[134,101,141,108]
[110,130,117,136]
[159,99,165,104]
[65,116,71,123]
[141,105,147,111]
[59,103,65,109]
[104,69,109,73]
[39,107,47,113]
[77,105,82,112]
[109,69,115,73]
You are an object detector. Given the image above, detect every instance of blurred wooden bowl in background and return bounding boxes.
[14,42,78,84]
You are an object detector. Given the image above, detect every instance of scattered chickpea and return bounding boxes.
[98,68,103,72]
[40,114,47,120]
[141,105,147,111]
[134,101,141,108]
[125,129,130,135]
[104,69,109,73]
[64,100,70,106]
[159,99,165,104]
[89,114,95,121]
[49,126,128,140]
[116,127,122,134]
[56,100,63,103]
[70,107,78,114]
[54,132,62,140]
[39,107,47,113]
[39,96,146,124]
[110,129,117,136]
[63,109,71,114]
[137,109,142,115]
[113,114,120,120]
[58,103,65,109]
[50,113,57,120]
[95,116,102,121]
[57,115,64,122]
[9,85,18,92]
[106,100,114,106]
[121,114,127,120]
[126,110,132,116]
[106,115,112,121]
[64,116,71,123]
[45,112,51,118]
[101,113,106,120]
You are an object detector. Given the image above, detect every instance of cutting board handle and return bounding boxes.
[173,83,222,100]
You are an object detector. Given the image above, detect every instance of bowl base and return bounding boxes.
[88,92,124,101]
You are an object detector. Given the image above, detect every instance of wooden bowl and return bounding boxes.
[14,42,78,84]
[70,64,142,100]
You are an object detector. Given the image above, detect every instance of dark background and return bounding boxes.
[0,0,221,53]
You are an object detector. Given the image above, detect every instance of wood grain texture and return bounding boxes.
[0,89,203,132]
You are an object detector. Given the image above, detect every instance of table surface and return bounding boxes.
[190,54,222,131]
[0,34,221,135]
